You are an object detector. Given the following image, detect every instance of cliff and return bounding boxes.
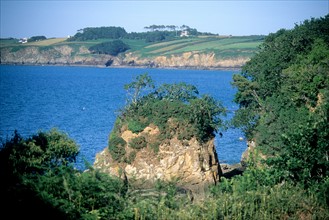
[94,124,222,195]
[1,45,248,69]
[0,46,117,66]
[123,51,249,68]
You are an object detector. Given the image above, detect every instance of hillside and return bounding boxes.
[0,35,263,68]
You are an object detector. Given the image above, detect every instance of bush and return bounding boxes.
[108,134,126,161]
[127,119,148,133]
[129,136,147,149]
[125,151,137,164]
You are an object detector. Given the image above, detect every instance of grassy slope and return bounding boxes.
[125,36,263,59]
[0,35,263,61]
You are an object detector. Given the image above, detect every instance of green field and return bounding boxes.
[123,36,263,58]
[1,35,263,59]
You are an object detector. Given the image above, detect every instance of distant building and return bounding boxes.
[180,30,189,37]
[19,38,28,44]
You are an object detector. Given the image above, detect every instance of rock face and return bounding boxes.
[94,125,222,195]
[124,52,249,69]
[1,45,248,68]
[0,46,119,66]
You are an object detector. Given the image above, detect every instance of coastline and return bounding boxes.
[0,62,242,72]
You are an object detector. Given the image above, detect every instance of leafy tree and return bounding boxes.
[0,128,79,177]
[231,14,329,189]
[68,26,127,41]
[28,35,47,42]
[156,82,199,102]
[124,73,155,105]
[145,31,166,42]
[0,129,80,219]
[189,95,226,141]
[116,74,226,152]
[89,40,130,56]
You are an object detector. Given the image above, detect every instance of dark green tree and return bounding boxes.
[124,73,155,105]
[89,40,130,56]
[231,14,329,189]
[28,35,47,42]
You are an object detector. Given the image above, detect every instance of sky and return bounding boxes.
[0,0,328,38]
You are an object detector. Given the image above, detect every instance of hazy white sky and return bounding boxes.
[1,0,328,38]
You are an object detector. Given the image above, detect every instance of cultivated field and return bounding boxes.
[1,35,263,60]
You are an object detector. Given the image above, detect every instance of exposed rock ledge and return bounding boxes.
[0,45,249,69]
[93,125,222,196]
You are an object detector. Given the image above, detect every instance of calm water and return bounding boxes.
[0,65,246,170]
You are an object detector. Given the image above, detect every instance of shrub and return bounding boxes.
[149,141,160,154]
[129,136,147,150]
[125,151,137,164]
[108,134,126,161]
[127,119,148,134]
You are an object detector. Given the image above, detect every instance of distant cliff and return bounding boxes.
[1,44,250,69]
[0,46,115,66]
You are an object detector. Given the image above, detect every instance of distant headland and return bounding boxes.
[0,25,264,69]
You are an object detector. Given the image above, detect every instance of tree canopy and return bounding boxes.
[89,40,130,56]
[231,14,329,186]
[68,26,128,41]
[28,36,47,42]
[107,73,226,162]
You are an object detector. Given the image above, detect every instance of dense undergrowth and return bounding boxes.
[1,130,328,219]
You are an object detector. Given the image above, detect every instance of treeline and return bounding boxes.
[89,40,130,56]
[70,25,212,56]
[232,15,329,188]
[27,35,47,42]
[68,25,215,42]
[68,26,127,41]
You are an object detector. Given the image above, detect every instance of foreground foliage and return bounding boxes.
[1,130,328,219]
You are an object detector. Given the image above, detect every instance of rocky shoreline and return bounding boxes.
[0,62,242,72]
[0,45,247,70]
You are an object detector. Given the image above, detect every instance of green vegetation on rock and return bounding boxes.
[107,73,226,162]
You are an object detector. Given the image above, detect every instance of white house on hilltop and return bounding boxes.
[19,38,28,44]
[180,30,189,37]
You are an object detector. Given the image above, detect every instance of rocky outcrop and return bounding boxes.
[1,45,248,68]
[123,52,249,68]
[94,125,222,195]
[0,46,120,66]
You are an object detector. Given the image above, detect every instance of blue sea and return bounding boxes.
[0,65,247,170]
